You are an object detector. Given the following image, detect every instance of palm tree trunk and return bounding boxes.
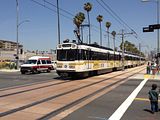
[100,22,102,46]
[113,36,115,51]
[87,12,91,44]
[107,28,110,48]
[81,26,83,43]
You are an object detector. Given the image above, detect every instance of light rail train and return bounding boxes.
[56,41,145,78]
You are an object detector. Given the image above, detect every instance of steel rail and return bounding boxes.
[0,67,145,118]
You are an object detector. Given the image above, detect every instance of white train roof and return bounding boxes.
[57,43,143,58]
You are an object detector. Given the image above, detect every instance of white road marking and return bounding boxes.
[88,116,106,120]
[108,78,148,120]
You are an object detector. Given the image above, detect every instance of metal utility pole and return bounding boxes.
[57,0,61,44]
[157,0,160,65]
[139,43,141,64]
[141,0,160,64]
[80,24,89,43]
[16,0,19,70]
[117,29,134,71]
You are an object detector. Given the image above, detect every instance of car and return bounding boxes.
[20,56,53,74]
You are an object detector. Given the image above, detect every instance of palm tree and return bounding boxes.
[111,31,116,51]
[96,15,103,46]
[84,2,92,44]
[106,21,111,48]
[73,12,85,43]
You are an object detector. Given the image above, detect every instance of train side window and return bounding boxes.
[78,49,82,60]
[84,50,88,60]
[119,54,121,60]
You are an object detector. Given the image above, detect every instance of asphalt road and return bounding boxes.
[63,78,160,120]
[0,70,59,89]
[0,70,160,120]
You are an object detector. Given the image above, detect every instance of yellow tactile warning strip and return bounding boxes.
[144,74,151,79]
[135,97,160,102]
[144,74,160,79]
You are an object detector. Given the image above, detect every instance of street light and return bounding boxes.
[57,0,61,44]
[141,0,160,62]
[16,0,30,69]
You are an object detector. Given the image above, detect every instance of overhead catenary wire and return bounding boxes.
[30,0,113,37]
[30,0,73,21]
[29,0,126,45]
[96,0,142,42]
[99,0,134,32]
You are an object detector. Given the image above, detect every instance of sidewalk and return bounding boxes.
[154,72,160,80]
[144,73,160,80]
[0,69,20,72]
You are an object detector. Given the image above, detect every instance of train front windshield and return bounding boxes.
[57,49,77,61]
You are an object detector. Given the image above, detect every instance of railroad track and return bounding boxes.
[0,66,146,119]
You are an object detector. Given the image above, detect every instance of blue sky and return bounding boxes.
[0,0,158,53]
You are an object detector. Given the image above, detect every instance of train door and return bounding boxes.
[87,48,91,69]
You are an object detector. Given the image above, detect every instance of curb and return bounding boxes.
[0,69,20,72]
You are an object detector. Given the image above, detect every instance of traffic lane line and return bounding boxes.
[57,78,144,120]
[108,78,148,120]
[51,78,133,120]
[118,79,160,120]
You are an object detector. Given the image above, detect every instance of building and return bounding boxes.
[0,40,56,62]
[0,39,23,51]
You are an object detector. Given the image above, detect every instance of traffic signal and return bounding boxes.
[149,24,160,30]
[143,24,160,32]
[143,27,154,32]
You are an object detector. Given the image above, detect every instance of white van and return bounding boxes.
[20,56,53,74]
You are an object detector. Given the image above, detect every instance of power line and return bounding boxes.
[97,0,142,42]
[100,0,133,32]
[30,0,105,33]
[95,0,127,30]
[30,0,73,21]
[43,0,75,17]
[43,0,110,34]
[29,0,126,45]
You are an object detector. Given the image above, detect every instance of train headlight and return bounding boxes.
[58,45,62,48]
[71,44,76,48]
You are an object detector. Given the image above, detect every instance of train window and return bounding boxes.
[114,54,118,60]
[119,54,121,60]
[57,49,77,61]
[78,50,109,60]
[78,49,82,60]
[108,53,114,60]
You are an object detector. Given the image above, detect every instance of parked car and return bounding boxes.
[51,61,57,70]
[20,56,53,74]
